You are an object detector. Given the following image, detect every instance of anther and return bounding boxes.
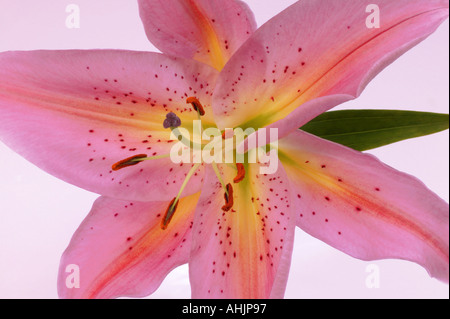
[112,154,147,171]
[160,163,201,229]
[163,112,181,129]
[233,163,246,183]
[186,97,205,116]
[161,197,179,230]
[222,129,233,140]
[222,183,234,212]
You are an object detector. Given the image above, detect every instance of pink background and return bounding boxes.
[0,0,448,299]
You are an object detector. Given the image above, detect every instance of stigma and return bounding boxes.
[163,112,181,129]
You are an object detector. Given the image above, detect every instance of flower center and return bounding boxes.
[111,97,247,229]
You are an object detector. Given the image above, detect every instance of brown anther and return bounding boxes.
[112,154,147,171]
[222,183,234,212]
[186,96,205,116]
[233,163,246,183]
[161,197,179,230]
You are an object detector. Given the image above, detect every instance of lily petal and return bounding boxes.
[212,0,449,131]
[279,130,449,282]
[57,192,200,299]
[138,0,257,70]
[189,163,295,298]
[0,50,217,201]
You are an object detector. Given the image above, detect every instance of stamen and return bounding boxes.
[165,113,203,150]
[211,163,228,196]
[161,197,179,230]
[222,128,233,140]
[160,163,201,230]
[112,154,147,171]
[186,97,205,116]
[233,163,246,183]
[222,183,234,212]
[173,163,201,204]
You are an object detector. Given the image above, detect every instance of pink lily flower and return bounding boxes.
[0,0,448,299]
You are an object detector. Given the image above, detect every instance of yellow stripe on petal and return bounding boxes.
[278,131,449,282]
[138,0,256,70]
[189,164,295,298]
[212,0,448,132]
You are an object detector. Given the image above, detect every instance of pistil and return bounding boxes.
[163,112,181,129]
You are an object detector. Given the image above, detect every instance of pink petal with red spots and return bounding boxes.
[138,0,257,70]
[212,0,449,130]
[0,50,218,201]
[189,164,295,298]
[58,193,200,299]
[279,130,449,283]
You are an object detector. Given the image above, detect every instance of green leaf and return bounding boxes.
[300,110,449,151]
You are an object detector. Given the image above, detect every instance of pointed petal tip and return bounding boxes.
[57,194,200,299]
[280,130,449,289]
